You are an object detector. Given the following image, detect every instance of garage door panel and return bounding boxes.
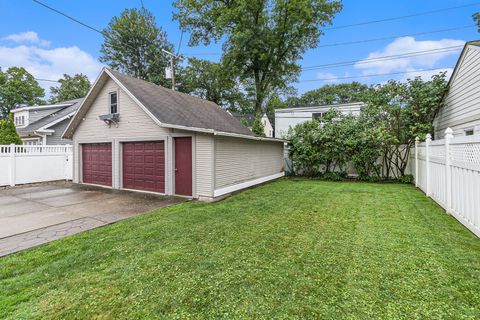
[122,141,165,193]
[82,143,112,187]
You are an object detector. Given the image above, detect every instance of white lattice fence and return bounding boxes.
[0,144,72,187]
[412,129,480,238]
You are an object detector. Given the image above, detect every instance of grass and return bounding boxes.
[1,179,479,319]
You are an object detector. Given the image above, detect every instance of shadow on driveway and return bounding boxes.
[0,182,185,256]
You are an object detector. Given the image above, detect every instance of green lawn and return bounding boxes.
[1,180,479,319]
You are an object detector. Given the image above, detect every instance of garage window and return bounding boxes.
[109,92,118,114]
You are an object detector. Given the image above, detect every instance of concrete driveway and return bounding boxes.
[0,182,185,256]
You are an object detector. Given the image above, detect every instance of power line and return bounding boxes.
[325,2,480,31]
[35,78,59,83]
[32,0,103,35]
[317,25,475,48]
[301,46,463,71]
[299,67,451,83]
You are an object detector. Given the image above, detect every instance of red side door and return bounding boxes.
[174,137,192,196]
[123,141,165,193]
[82,143,112,186]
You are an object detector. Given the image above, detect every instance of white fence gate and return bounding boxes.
[0,144,72,187]
[411,128,480,238]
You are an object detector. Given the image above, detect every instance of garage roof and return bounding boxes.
[63,68,256,139]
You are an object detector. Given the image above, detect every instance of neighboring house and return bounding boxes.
[230,112,274,137]
[12,99,82,145]
[274,102,364,138]
[433,40,480,138]
[63,68,284,201]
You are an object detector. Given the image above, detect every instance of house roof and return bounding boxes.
[17,98,83,134]
[275,102,365,113]
[230,112,256,127]
[63,68,255,139]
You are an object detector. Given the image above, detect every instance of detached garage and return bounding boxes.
[63,68,284,201]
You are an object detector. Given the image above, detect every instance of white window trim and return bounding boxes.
[109,91,119,114]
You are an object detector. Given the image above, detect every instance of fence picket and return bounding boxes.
[413,128,480,238]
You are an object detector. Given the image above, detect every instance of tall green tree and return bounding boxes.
[174,0,342,114]
[286,82,371,107]
[180,58,247,110]
[0,114,22,144]
[100,8,174,87]
[473,12,480,31]
[0,67,45,118]
[49,74,91,103]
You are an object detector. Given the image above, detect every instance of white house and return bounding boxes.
[274,102,364,138]
[62,68,284,201]
[12,99,82,145]
[433,40,480,138]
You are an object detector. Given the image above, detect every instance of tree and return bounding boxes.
[49,74,91,103]
[180,58,247,110]
[174,0,342,114]
[0,114,22,144]
[0,67,44,118]
[100,8,174,87]
[286,82,371,107]
[252,114,266,136]
[474,12,480,31]
[362,73,448,177]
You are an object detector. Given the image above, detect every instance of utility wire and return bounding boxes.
[317,25,475,48]
[35,78,59,83]
[32,0,103,34]
[301,46,463,70]
[299,67,451,83]
[325,2,480,31]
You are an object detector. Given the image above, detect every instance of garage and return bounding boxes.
[82,143,112,186]
[122,141,165,193]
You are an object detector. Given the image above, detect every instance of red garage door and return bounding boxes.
[123,141,165,193]
[82,143,112,186]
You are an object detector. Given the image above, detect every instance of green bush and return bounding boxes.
[397,174,414,184]
[0,114,22,145]
[320,172,348,181]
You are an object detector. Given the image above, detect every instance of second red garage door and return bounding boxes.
[82,143,112,186]
[122,141,165,193]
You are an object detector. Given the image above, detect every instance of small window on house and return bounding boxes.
[312,112,323,120]
[109,92,118,114]
[465,129,474,136]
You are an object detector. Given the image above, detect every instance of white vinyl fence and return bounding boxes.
[412,128,480,237]
[0,144,72,187]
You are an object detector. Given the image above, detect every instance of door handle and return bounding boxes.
[175,168,178,172]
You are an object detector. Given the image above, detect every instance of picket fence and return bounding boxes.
[0,144,72,187]
[411,128,480,237]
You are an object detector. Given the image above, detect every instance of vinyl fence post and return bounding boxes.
[415,137,419,188]
[425,134,432,197]
[9,144,15,187]
[444,128,453,214]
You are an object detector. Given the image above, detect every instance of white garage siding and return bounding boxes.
[434,44,480,138]
[72,78,170,189]
[195,133,214,197]
[214,136,284,195]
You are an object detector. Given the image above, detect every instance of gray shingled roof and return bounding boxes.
[108,69,254,136]
[17,98,83,133]
[230,112,255,127]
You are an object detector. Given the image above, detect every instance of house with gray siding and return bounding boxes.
[63,68,284,201]
[12,99,82,145]
[433,40,480,138]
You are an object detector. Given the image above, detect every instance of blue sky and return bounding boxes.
[0,0,479,95]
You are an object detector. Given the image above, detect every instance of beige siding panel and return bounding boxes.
[72,78,169,140]
[434,45,480,137]
[195,133,214,197]
[214,136,283,189]
[72,78,170,190]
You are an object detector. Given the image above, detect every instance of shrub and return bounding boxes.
[397,174,414,184]
[320,172,348,181]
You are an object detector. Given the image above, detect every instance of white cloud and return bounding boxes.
[2,31,50,47]
[400,67,454,82]
[315,72,339,84]
[354,37,464,75]
[0,32,104,94]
